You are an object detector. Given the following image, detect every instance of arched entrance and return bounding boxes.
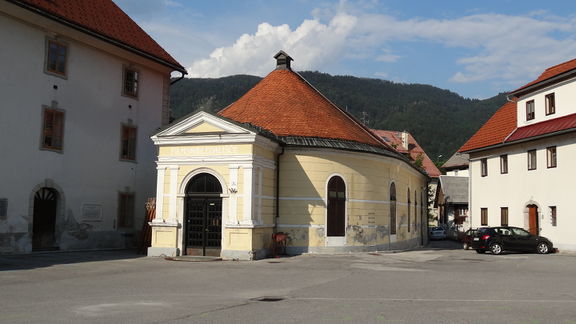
[527,204,539,235]
[184,173,223,256]
[390,183,397,235]
[327,176,346,238]
[32,187,59,251]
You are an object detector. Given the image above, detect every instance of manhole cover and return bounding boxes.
[252,296,285,302]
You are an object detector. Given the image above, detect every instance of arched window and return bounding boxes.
[327,176,346,237]
[414,190,418,231]
[407,188,411,233]
[390,182,396,235]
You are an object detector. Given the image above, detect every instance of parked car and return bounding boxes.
[461,228,478,250]
[429,227,446,240]
[471,226,553,255]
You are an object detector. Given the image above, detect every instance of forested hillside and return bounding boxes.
[170,71,507,162]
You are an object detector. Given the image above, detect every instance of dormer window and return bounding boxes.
[526,100,535,121]
[545,93,555,115]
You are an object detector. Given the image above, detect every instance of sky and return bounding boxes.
[115,0,576,99]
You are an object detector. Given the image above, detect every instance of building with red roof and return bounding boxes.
[0,0,185,253]
[148,52,430,259]
[459,57,576,252]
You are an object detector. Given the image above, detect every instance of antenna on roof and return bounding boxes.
[274,50,293,71]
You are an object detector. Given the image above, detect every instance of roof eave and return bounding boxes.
[510,69,576,98]
[462,127,576,154]
[8,0,187,73]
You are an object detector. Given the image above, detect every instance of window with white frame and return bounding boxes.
[547,146,557,168]
[527,149,537,170]
[500,155,508,174]
[550,206,557,226]
[526,100,535,120]
[545,93,555,115]
[481,158,488,177]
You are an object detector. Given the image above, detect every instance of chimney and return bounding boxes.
[274,50,293,70]
[401,131,409,150]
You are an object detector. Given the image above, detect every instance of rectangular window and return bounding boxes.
[500,155,508,174]
[527,149,537,170]
[481,158,488,177]
[550,206,557,227]
[118,192,135,228]
[481,208,488,226]
[46,39,67,76]
[41,108,65,151]
[526,100,535,120]
[123,67,139,98]
[500,207,508,226]
[547,146,557,168]
[120,125,137,161]
[545,93,555,115]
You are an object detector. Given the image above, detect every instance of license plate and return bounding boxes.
[473,238,479,241]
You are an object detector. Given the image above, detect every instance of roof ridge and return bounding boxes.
[291,70,393,150]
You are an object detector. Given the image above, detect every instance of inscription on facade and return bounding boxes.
[170,146,239,156]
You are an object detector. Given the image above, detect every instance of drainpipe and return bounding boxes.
[274,146,285,235]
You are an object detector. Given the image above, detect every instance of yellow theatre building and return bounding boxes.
[147,52,429,260]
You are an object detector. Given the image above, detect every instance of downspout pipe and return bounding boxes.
[274,146,285,235]
[170,71,186,85]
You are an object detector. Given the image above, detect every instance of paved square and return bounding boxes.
[1,242,575,323]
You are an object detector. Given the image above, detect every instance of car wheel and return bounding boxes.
[537,242,550,254]
[475,249,485,254]
[463,243,469,250]
[490,243,503,255]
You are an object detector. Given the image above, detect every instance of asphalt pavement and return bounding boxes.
[1,241,576,324]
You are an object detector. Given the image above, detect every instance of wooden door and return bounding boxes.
[327,177,346,237]
[528,205,539,235]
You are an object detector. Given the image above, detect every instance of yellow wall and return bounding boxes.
[278,149,427,248]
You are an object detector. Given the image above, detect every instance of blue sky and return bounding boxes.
[115,0,576,99]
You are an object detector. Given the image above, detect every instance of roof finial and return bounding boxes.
[274,50,293,70]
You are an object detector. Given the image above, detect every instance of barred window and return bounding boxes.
[123,67,139,97]
[120,124,137,161]
[41,108,65,151]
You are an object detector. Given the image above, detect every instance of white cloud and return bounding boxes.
[186,6,576,87]
[187,14,357,77]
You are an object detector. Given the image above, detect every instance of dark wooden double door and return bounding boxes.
[327,176,346,237]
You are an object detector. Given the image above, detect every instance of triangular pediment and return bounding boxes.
[184,121,227,134]
[154,111,254,138]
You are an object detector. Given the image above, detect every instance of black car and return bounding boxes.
[471,226,553,255]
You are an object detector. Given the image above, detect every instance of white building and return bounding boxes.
[460,58,576,251]
[0,0,185,253]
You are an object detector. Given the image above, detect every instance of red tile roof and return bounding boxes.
[506,113,576,142]
[10,0,184,71]
[372,130,441,177]
[458,101,517,152]
[512,58,576,95]
[219,69,386,147]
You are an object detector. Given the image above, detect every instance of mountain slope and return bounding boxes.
[170,71,507,161]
